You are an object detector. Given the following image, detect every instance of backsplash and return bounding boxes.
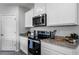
[29,26,79,36]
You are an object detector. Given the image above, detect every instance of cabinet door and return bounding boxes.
[34,3,46,16]
[41,44,64,55]
[23,38,28,54]
[20,37,28,54]
[47,3,77,26]
[20,37,25,51]
[25,9,33,27]
[41,47,63,55]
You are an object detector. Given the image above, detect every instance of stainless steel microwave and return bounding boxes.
[33,14,47,27]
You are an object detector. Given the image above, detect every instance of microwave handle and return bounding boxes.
[40,17,42,24]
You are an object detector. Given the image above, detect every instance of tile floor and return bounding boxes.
[0,50,26,55]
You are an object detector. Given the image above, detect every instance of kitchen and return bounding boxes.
[20,3,79,55]
[0,3,79,55]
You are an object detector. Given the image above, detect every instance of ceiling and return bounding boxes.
[0,3,34,9]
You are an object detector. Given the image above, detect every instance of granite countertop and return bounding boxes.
[20,34,79,49]
[41,36,79,49]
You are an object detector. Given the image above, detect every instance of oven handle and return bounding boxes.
[28,39,40,44]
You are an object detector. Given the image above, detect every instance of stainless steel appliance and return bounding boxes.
[33,13,47,27]
[37,31,50,39]
[28,37,41,55]
[36,30,57,39]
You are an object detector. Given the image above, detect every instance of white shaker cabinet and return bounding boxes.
[34,3,46,16]
[41,41,77,55]
[20,36,28,54]
[41,41,64,55]
[47,3,78,26]
[25,9,33,27]
[41,46,63,55]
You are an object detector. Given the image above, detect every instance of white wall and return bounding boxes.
[0,5,19,15]
[18,7,28,33]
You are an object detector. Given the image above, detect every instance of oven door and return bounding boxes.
[28,39,41,55]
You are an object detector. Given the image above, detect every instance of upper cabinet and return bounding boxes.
[25,9,33,27]
[34,3,46,16]
[47,3,78,26]
[25,3,78,27]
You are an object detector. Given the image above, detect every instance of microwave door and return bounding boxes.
[33,17,40,26]
[33,13,47,27]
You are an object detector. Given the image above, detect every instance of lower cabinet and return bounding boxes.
[20,36,28,54]
[41,45,63,55]
[41,41,77,55]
